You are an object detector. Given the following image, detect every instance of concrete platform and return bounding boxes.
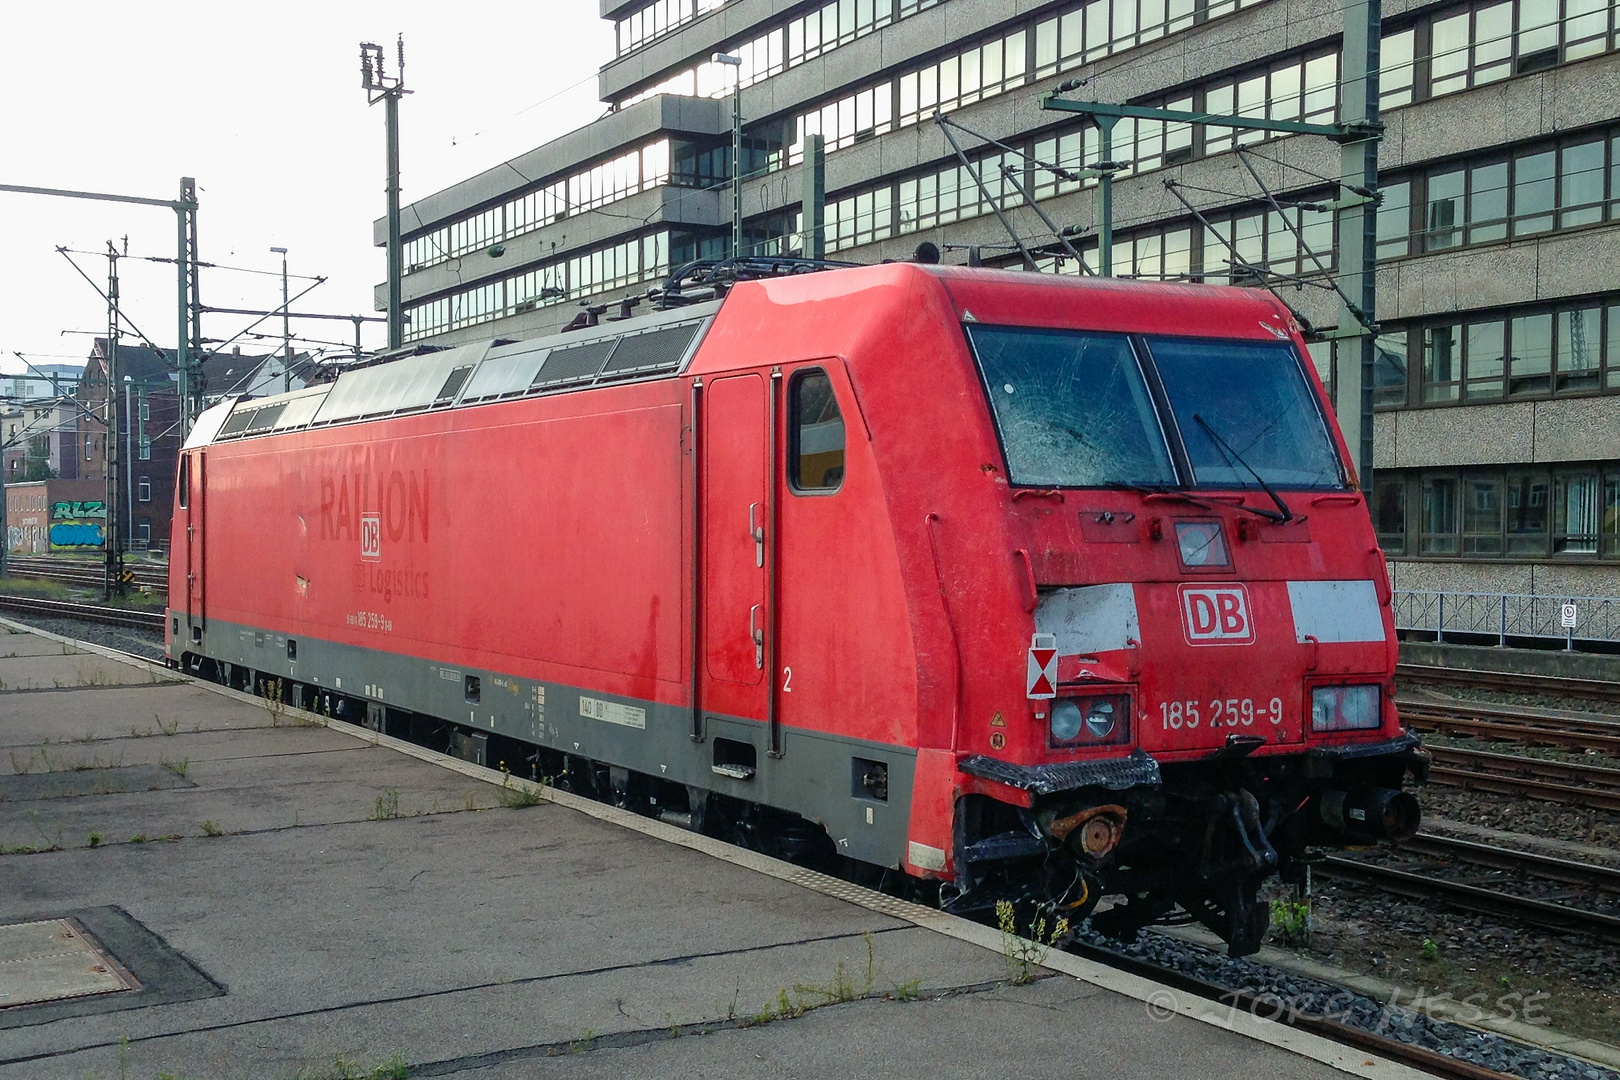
[0,621,1429,1080]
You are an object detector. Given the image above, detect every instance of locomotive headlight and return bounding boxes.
[1050,695,1131,747]
[1050,700,1085,743]
[1310,685,1382,732]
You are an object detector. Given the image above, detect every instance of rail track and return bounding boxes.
[1320,854,1620,944]
[1397,662,1620,705]
[0,594,165,631]
[1398,832,1620,893]
[1069,936,1538,1080]
[3,555,168,593]
[1424,744,1620,811]
[1398,697,1620,754]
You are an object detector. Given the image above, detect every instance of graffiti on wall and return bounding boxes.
[49,500,106,550]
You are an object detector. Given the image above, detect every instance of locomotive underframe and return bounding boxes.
[948,738,1427,956]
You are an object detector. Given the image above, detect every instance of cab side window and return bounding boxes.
[177,456,189,509]
[789,370,845,493]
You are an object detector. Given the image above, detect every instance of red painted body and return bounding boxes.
[170,264,1409,898]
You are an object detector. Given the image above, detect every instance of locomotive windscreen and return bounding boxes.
[1144,336,1344,489]
[967,325,1345,490]
[966,326,1177,488]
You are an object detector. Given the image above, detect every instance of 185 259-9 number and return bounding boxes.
[1159,697,1283,730]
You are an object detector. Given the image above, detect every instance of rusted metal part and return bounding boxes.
[1048,804,1127,856]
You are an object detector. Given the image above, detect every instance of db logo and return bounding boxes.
[360,513,382,561]
[1178,584,1253,645]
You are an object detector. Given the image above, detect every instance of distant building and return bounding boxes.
[4,479,108,555]
[77,339,182,553]
[198,347,322,406]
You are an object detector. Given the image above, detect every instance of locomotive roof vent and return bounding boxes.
[198,300,718,446]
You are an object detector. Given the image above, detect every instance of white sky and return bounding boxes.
[0,2,614,378]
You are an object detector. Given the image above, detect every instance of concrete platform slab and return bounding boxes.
[0,621,1427,1080]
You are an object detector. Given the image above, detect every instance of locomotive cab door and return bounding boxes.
[179,450,205,637]
[700,373,773,734]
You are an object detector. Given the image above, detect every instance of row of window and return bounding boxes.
[1379,130,1620,260]
[402,140,677,273]
[411,0,1617,300]
[1376,465,1620,559]
[619,0,943,107]
[615,0,727,56]
[1374,299,1620,406]
[403,232,729,342]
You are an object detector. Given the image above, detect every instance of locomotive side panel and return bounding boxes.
[196,387,689,704]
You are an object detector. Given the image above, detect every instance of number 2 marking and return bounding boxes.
[782,666,793,693]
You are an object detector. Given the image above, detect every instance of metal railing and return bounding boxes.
[1393,590,1620,650]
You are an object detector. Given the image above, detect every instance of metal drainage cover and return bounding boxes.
[0,919,138,1008]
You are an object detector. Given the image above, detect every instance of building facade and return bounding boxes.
[3,479,108,555]
[380,0,1620,607]
[77,340,182,553]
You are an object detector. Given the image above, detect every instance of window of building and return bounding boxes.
[1374,332,1410,407]
[136,518,151,546]
[789,370,845,491]
[1463,476,1503,553]
[1554,470,1600,552]
[1423,325,1463,402]
[137,476,152,503]
[1421,478,1460,553]
[1375,477,1407,553]
[138,436,151,461]
[1508,311,1553,395]
[1506,471,1550,553]
[85,433,93,460]
[138,394,150,421]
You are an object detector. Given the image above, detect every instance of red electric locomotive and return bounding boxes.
[168,261,1423,955]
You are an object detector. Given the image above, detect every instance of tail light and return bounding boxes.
[1049,694,1132,748]
[1310,685,1381,732]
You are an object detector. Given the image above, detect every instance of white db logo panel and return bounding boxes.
[1179,584,1254,645]
[360,513,382,561]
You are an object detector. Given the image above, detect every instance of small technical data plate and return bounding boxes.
[0,919,138,1008]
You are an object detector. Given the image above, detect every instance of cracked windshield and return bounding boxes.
[967,326,1176,487]
[1146,336,1345,489]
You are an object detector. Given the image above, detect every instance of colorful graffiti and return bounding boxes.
[50,500,106,550]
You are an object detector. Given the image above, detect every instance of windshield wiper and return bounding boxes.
[1192,415,1294,523]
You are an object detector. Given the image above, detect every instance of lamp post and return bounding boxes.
[270,247,290,392]
[712,52,743,257]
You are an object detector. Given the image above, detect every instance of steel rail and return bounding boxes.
[1319,856,1620,943]
[1426,746,1620,812]
[1397,662,1620,703]
[0,595,165,630]
[1400,833,1620,892]
[1066,938,1527,1080]
[1399,700,1620,754]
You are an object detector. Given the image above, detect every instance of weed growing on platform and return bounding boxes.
[261,678,288,726]
[996,900,1067,985]
[157,713,180,736]
[1270,896,1312,948]
[370,789,401,820]
[160,757,190,779]
[287,1051,408,1080]
[495,762,548,808]
[87,831,102,847]
[199,820,223,837]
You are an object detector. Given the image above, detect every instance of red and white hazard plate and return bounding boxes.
[1027,633,1058,700]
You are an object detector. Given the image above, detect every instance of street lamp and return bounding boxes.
[270,247,290,392]
[712,52,743,257]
